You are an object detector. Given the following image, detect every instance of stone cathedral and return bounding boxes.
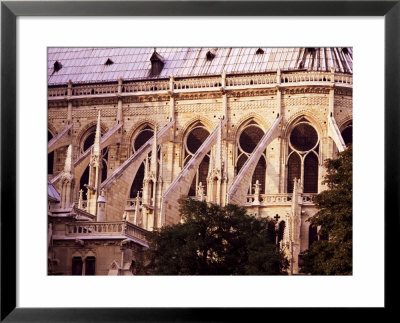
[47,48,353,275]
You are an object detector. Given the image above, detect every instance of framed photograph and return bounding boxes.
[1,0,398,321]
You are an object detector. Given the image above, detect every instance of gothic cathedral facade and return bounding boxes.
[48,48,352,275]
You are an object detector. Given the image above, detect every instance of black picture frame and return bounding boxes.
[1,1,399,321]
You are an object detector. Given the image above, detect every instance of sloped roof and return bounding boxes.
[48,47,353,86]
[48,179,61,202]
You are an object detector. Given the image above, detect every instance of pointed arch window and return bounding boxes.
[287,152,301,193]
[129,125,155,199]
[236,122,266,194]
[287,121,320,193]
[184,123,210,197]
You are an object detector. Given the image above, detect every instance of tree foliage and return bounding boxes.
[300,145,352,275]
[143,199,288,275]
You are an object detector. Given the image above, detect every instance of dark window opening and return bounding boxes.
[134,128,153,151]
[72,257,83,275]
[309,225,318,247]
[252,156,266,194]
[105,58,114,65]
[290,123,318,151]
[303,153,318,193]
[287,153,301,193]
[188,155,209,197]
[85,256,96,275]
[236,154,248,174]
[48,131,54,175]
[187,127,210,154]
[239,125,264,154]
[341,126,352,145]
[130,163,145,198]
[80,166,90,198]
[83,132,96,151]
[102,158,108,182]
[277,221,285,243]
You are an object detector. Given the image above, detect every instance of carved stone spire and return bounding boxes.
[86,111,102,215]
[134,191,141,225]
[93,110,101,158]
[60,145,75,209]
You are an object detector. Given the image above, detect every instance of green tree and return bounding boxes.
[143,198,288,275]
[300,145,352,275]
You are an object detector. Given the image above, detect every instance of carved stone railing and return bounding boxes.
[65,221,147,244]
[334,74,353,85]
[48,87,68,97]
[72,83,119,96]
[226,73,276,87]
[281,71,333,84]
[123,80,169,93]
[174,76,221,91]
[302,194,317,204]
[125,198,142,211]
[244,193,316,206]
[48,71,352,100]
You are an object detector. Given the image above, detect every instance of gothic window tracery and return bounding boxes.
[287,120,320,193]
[236,121,266,194]
[184,123,210,197]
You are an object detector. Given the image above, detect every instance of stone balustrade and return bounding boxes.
[226,73,276,87]
[72,83,119,96]
[125,198,142,211]
[302,194,317,204]
[334,74,353,85]
[48,87,68,97]
[174,77,221,90]
[244,193,316,206]
[281,71,333,84]
[123,80,169,93]
[48,71,352,100]
[65,221,147,243]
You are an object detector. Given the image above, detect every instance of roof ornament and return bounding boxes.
[150,49,165,76]
[105,58,114,65]
[256,48,264,55]
[206,50,216,61]
[53,60,62,72]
